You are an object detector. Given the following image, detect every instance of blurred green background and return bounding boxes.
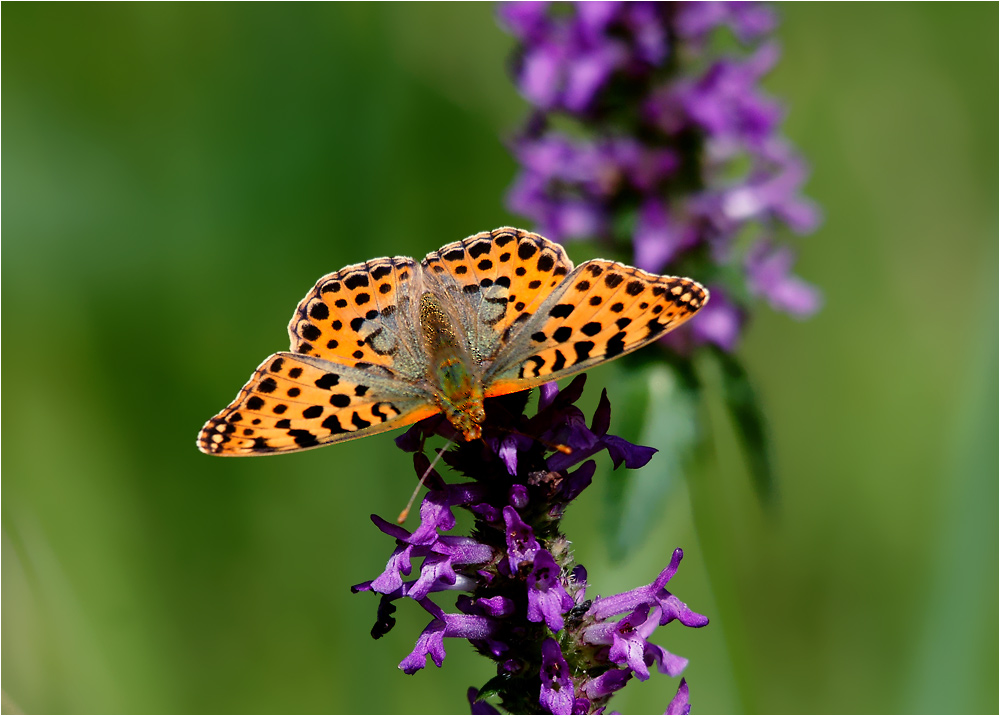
[3,4,997,714]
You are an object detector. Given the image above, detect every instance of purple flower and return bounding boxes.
[586,549,710,629]
[504,505,541,573]
[527,549,576,632]
[540,638,574,715]
[355,380,707,714]
[666,678,692,715]
[746,240,822,317]
[399,600,501,674]
[501,1,822,352]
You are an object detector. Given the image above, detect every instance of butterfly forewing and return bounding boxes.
[198,352,439,455]
[483,260,708,396]
[288,257,428,380]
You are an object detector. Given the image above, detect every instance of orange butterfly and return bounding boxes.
[198,228,707,455]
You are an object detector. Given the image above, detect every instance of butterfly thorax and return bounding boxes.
[419,292,485,441]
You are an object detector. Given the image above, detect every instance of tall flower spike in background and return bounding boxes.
[501,0,821,351]
[499,1,823,541]
[353,378,708,715]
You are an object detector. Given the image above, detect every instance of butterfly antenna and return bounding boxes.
[397,437,455,524]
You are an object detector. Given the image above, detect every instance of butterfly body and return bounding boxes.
[419,291,486,440]
[198,228,707,455]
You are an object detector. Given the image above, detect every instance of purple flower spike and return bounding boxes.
[502,0,822,351]
[540,639,574,715]
[355,381,705,714]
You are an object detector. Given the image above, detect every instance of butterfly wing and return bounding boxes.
[421,228,574,364]
[200,254,442,455]
[483,260,708,396]
[288,256,429,379]
[197,352,439,455]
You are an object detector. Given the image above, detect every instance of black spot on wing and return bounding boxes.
[303,405,324,419]
[329,394,352,408]
[344,274,369,290]
[289,430,319,448]
[467,241,492,258]
[322,415,347,434]
[625,280,644,296]
[518,241,538,260]
[315,373,340,390]
[520,355,545,379]
[252,437,274,452]
[573,341,595,363]
[494,232,515,247]
[606,332,627,358]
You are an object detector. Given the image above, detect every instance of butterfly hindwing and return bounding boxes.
[421,228,574,363]
[288,257,428,380]
[198,353,439,455]
[483,260,708,396]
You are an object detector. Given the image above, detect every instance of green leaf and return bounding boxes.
[474,674,510,702]
[604,359,702,558]
[711,347,776,502]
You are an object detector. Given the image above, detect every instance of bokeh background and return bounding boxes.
[3,4,996,714]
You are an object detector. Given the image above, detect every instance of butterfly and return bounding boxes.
[198,227,708,455]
